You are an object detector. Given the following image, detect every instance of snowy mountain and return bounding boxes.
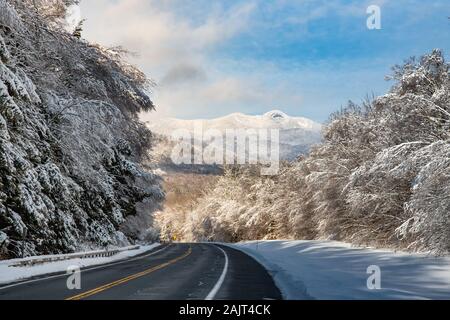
[147,110,322,161]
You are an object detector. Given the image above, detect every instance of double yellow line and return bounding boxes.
[66,246,192,300]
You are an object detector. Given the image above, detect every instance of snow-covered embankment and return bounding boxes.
[229,241,450,300]
[0,244,160,285]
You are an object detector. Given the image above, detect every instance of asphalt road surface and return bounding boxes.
[0,244,282,300]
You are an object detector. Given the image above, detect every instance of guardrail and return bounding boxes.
[8,245,141,267]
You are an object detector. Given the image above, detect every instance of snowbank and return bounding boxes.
[229,240,450,300]
[0,244,160,285]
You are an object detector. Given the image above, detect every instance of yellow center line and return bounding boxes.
[65,246,192,300]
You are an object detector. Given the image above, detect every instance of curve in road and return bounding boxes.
[0,243,282,300]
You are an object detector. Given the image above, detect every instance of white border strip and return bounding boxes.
[205,245,229,300]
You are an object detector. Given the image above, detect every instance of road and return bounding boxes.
[0,244,282,300]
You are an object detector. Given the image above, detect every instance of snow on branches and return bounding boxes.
[159,50,450,254]
[0,0,162,258]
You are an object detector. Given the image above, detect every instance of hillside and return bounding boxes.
[0,0,163,258]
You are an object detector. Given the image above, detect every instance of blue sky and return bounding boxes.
[80,0,450,123]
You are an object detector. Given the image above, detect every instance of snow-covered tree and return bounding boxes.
[0,0,163,258]
[159,49,449,254]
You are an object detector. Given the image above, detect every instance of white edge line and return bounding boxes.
[0,244,170,291]
[205,245,229,300]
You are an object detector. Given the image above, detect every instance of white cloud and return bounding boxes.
[81,0,256,68]
[80,0,263,120]
[78,0,400,122]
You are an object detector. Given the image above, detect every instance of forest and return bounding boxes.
[158,49,450,254]
[0,0,163,258]
[1,0,448,259]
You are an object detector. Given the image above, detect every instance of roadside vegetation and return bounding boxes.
[0,0,163,258]
[158,50,450,254]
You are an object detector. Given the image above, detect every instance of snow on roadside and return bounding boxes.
[0,243,160,285]
[229,240,450,300]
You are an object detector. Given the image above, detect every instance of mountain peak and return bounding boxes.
[264,110,288,120]
[147,110,322,160]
